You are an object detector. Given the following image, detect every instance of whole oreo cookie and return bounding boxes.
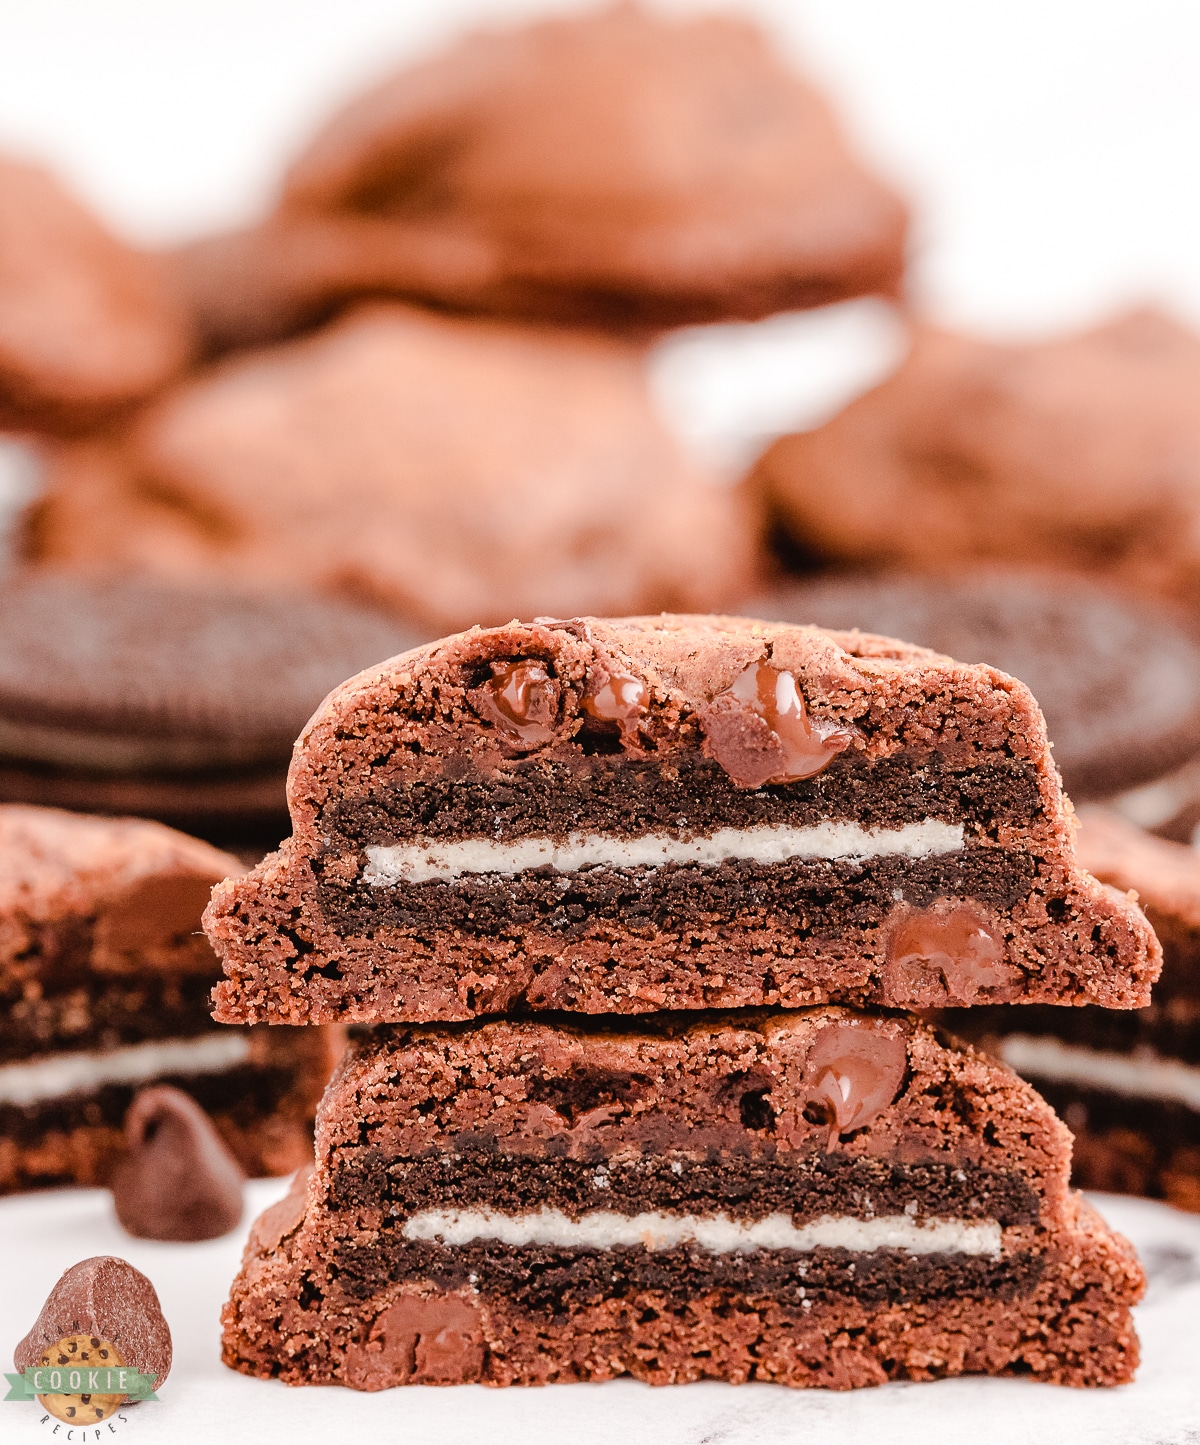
[0,574,420,842]
[747,570,1200,800]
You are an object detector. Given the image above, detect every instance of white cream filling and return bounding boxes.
[401,1207,1002,1258]
[363,819,964,886]
[0,1033,253,1107]
[1001,1035,1200,1113]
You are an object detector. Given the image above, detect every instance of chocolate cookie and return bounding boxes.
[746,570,1200,800]
[0,573,416,843]
[20,307,757,633]
[0,803,341,1192]
[944,810,1200,1213]
[223,1010,1143,1389]
[169,7,907,350]
[203,613,1158,1026]
[0,154,190,432]
[751,309,1200,606]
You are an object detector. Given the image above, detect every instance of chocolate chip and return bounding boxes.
[14,1257,172,1398]
[111,1085,245,1242]
[471,659,561,747]
[582,668,646,745]
[884,901,1022,1006]
[699,661,856,788]
[803,1021,907,1149]
[342,1294,485,1390]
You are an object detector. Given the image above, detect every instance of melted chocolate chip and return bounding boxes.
[885,901,1022,1006]
[14,1257,173,1397]
[700,661,856,788]
[95,875,218,958]
[582,670,646,744]
[471,660,560,747]
[111,1085,245,1242]
[803,1022,907,1149]
[342,1294,485,1389]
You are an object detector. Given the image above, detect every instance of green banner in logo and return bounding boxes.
[4,1366,158,1402]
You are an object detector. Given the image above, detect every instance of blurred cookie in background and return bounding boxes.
[0,435,43,567]
[0,803,340,1193]
[0,573,418,846]
[943,811,1200,1212]
[750,309,1200,604]
[0,153,191,432]
[22,305,758,631]
[746,569,1200,804]
[169,5,907,351]
[1104,754,1200,847]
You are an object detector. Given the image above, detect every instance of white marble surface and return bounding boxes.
[1,1181,1198,1445]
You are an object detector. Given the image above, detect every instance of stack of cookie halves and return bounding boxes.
[205,614,1159,1390]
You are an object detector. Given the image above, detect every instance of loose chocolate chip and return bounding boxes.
[700,661,856,788]
[804,1021,907,1149]
[14,1257,172,1398]
[111,1085,245,1242]
[885,901,1022,1006]
[471,659,560,746]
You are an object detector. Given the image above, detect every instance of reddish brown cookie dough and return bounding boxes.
[1075,809,1200,930]
[222,1012,1143,1390]
[0,804,340,1191]
[204,614,1158,1025]
[943,811,1200,1212]
[0,155,189,432]
[169,8,907,351]
[751,310,1200,606]
[21,307,756,634]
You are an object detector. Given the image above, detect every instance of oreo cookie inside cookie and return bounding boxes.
[748,571,1200,799]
